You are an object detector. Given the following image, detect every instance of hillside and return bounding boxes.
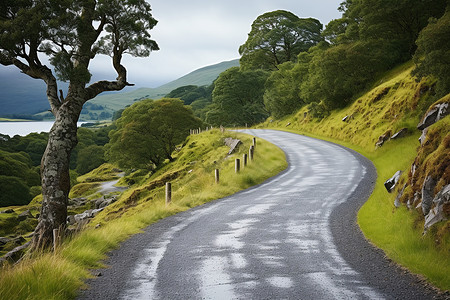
[0,59,239,120]
[258,61,450,290]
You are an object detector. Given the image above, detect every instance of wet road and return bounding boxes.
[78,130,441,299]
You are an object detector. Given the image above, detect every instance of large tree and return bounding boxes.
[0,0,159,249]
[107,98,203,169]
[413,6,450,98]
[205,67,269,127]
[239,10,322,71]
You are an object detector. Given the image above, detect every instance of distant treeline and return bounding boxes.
[0,114,44,121]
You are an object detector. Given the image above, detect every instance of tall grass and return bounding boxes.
[0,130,287,299]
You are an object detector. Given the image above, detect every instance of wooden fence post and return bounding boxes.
[165,182,172,205]
[252,137,256,148]
[243,153,248,167]
[215,169,220,184]
[249,145,254,161]
[235,159,240,173]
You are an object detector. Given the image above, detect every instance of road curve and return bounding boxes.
[78,130,443,300]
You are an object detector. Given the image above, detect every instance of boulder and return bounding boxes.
[390,128,408,140]
[375,132,391,148]
[417,102,449,130]
[224,138,241,155]
[73,208,104,224]
[342,115,349,122]
[384,170,402,193]
[17,210,33,222]
[421,176,436,215]
[1,209,14,214]
[394,184,406,208]
[418,127,428,146]
[424,184,450,232]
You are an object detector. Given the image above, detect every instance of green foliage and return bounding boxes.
[263,61,306,118]
[107,98,203,169]
[0,175,31,206]
[206,67,269,126]
[339,0,447,57]
[301,40,402,108]
[165,84,213,105]
[413,7,450,97]
[75,145,106,175]
[239,10,323,71]
[0,149,40,187]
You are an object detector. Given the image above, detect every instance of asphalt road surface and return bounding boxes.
[78,130,444,300]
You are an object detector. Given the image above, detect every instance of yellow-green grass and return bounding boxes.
[257,62,449,290]
[0,129,287,300]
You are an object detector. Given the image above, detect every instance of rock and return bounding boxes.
[73,208,104,224]
[391,128,408,140]
[286,122,291,127]
[342,115,348,122]
[421,176,436,216]
[417,102,449,130]
[224,138,242,155]
[17,210,33,222]
[394,184,406,208]
[375,132,391,148]
[384,171,402,193]
[67,215,76,225]
[0,237,11,245]
[1,209,14,214]
[0,241,31,265]
[423,184,450,232]
[95,196,117,209]
[418,127,428,146]
[437,102,448,121]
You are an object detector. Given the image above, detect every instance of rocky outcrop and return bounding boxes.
[384,171,402,193]
[424,185,449,232]
[393,100,449,236]
[390,128,408,140]
[417,102,448,130]
[375,131,391,148]
[224,137,241,155]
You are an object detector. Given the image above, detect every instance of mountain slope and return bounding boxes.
[76,59,240,116]
[0,59,239,119]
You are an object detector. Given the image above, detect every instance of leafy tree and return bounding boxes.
[263,61,307,119]
[76,145,106,174]
[0,150,40,187]
[413,7,450,97]
[0,0,159,249]
[166,85,212,105]
[205,67,269,127]
[0,175,31,207]
[239,10,322,71]
[338,0,447,57]
[301,40,402,108]
[108,98,202,169]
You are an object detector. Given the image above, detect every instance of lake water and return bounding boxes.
[0,121,86,136]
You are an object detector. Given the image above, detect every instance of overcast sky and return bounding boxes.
[90,0,343,88]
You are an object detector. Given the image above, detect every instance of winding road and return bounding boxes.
[78,130,443,299]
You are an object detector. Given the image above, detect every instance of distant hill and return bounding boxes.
[88,59,239,113]
[0,59,239,120]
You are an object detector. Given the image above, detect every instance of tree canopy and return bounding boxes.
[107,98,203,170]
[205,67,269,127]
[239,10,322,71]
[413,7,450,97]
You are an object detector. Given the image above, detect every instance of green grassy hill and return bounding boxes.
[258,61,449,290]
[83,59,239,117]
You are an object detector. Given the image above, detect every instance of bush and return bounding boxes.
[0,175,31,207]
